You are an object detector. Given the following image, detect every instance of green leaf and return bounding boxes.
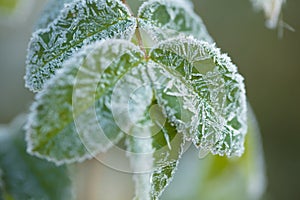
[138,0,213,43]
[25,0,136,92]
[0,116,72,200]
[149,120,185,200]
[150,36,247,157]
[26,39,144,165]
[35,0,75,30]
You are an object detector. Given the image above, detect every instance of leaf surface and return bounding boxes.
[26,0,136,91]
[26,40,144,165]
[150,36,247,157]
[138,0,213,43]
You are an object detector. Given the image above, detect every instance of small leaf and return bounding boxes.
[25,0,136,91]
[150,36,247,157]
[161,106,266,200]
[150,120,185,200]
[138,0,213,43]
[26,40,144,165]
[0,115,72,200]
[109,63,185,200]
[34,0,75,30]
[125,102,184,200]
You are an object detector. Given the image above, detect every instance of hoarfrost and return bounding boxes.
[150,36,247,157]
[147,61,201,142]
[25,0,136,92]
[149,112,185,200]
[138,0,213,43]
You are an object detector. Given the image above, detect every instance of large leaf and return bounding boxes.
[25,0,136,92]
[0,116,72,200]
[150,36,247,157]
[138,0,213,43]
[26,40,144,165]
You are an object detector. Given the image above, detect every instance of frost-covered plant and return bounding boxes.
[22,0,249,199]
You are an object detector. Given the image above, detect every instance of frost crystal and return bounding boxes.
[150,36,247,157]
[25,0,136,92]
[147,61,201,142]
[138,0,213,43]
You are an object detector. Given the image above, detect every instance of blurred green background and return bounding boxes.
[0,0,299,199]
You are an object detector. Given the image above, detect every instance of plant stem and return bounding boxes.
[122,0,148,58]
[122,0,132,14]
[135,26,148,59]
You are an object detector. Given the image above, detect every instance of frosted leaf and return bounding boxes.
[162,107,265,200]
[34,0,74,30]
[251,0,285,28]
[150,119,185,199]
[138,0,213,43]
[150,36,247,157]
[0,115,72,200]
[26,39,144,165]
[25,0,136,92]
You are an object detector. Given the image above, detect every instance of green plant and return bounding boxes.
[0,0,271,199]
